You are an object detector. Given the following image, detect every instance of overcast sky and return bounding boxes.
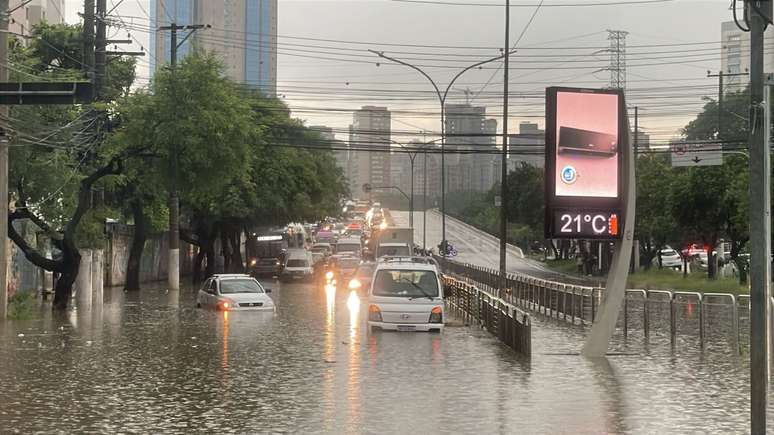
[63,1,734,143]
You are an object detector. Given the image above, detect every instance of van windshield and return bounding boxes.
[287,259,309,267]
[372,270,439,298]
[377,245,410,257]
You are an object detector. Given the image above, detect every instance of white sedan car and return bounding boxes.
[197,274,275,311]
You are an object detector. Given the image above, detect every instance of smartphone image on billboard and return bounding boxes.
[553,90,620,198]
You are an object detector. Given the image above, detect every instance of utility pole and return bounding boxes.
[747,1,771,433]
[0,0,9,319]
[158,22,208,291]
[94,0,106,98]
[707,70,748,142]
[499,0,510,284]
[83,0,95,82]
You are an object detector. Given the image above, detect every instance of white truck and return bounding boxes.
[375,227,414,258]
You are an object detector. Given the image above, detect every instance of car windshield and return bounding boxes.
[356,265,375,277]
[339,258,359,268]
[377,246,410,256]
[662,250,678,256]
[372,270,439,298]
[287,259,309,267]
[219,279,264,294]
[337,244,360,253]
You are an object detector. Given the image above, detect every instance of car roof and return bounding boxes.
[379,242,410,246]
[374,257,439,272]
[337,237,361,242]
[213,274,254,279]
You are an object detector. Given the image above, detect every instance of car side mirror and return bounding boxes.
[265,288,272,293]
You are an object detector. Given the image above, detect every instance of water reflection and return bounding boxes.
[347,291,360,338]
[2,281,773,433]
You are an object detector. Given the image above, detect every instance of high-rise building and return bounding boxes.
[151,0,278,96]
[9,0,65,38]
[504,122,545,174]
[720,20,774,90]
[310,125,351,186]
[444,104,498,193]
[350,106,391,200]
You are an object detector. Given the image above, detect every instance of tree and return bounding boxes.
[677,88,750,280]
[635,154,678,269]
[6,24,137,309]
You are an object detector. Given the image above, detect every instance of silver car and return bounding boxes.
[197,274,275,311]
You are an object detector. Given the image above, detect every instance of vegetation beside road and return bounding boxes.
[542,259,748,295]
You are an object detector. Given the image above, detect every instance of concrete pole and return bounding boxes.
[76,249,93,310]
[582,104,636,357]
[91,249,103,307]
[168,24,180,291]
[0,0,9,320]
[749,5,770,433]
[498,0,510,283]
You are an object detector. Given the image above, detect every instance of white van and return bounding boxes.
[335,237,362,257]
[280,249,313,281]
[367,257,444,333]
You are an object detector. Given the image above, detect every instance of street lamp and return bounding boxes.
[389,139,441,232]
[369,49,516,256]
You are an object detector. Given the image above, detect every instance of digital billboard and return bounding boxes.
[545,87,627,239]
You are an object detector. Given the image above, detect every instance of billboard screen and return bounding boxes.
[545,87,626,239]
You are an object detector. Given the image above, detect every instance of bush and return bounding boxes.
[8,291,36,320]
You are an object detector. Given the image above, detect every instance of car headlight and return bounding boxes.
[348,278,362,290]
[429,306,443,323]
[325,271,334,280]
[218,299,236,311]
[249,259,257,266]
[368,304,382,322]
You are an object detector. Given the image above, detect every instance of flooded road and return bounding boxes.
[0,278,771,434]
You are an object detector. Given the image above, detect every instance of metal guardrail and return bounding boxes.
[436,256,754,353]
[443,275,531,356]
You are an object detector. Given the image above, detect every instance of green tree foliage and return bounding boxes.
[635,154,678,269]
[6,23,138,308]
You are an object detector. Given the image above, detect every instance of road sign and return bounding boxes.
[0,82,93,105]
[670,142,723,167]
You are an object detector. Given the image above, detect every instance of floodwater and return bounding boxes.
[0,279,771,434]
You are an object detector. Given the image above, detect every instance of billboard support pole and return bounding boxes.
[581,117,636,358]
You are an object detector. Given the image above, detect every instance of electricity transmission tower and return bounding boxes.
[607,30,628,91]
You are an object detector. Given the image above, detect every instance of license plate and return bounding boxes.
[397,325,416,332]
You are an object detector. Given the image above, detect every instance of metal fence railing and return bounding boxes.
[443,275,531,356]
[436,256,752,353]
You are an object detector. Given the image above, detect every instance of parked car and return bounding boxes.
[367,257,444,333]
[656,247,682,269]
[197,274,274,311]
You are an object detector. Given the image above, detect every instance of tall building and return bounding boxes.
[350,106,391,200]
[9,0,65,38]
[720,20,774,90]
[151,0,277,96]
[310,125,351,188]
[503,121,544,179]
[444,104,498,193]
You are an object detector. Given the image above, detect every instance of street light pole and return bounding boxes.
[369,49,515,256]
[499,0,511,283]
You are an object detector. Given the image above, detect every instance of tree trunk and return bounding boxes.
[52,253,79,310]
[707,241,718,280]
[125,198,147,291]
[229,228,243,272]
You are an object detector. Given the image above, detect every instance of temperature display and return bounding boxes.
[552,210,620,239]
